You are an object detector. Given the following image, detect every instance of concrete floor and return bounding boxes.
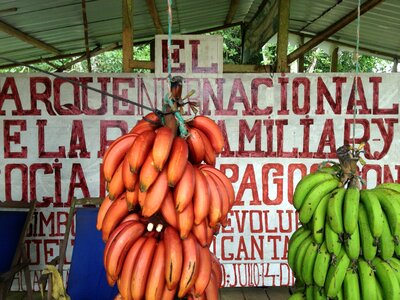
[7,287,291,299]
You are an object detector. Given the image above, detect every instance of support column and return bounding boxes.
[298,36,305,73]
[392,57,398,73]
[122,0,133,72]
[276,0,290,72]
[330,46,339,72]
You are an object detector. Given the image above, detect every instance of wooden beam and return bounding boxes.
[276,0,290,72]
[122,0,133,72]
[130,60,155,70]
[146,0,164,34]
[0,19,61,54]
[392,57,398,73]
[0,42,124,70]
[57,43,119,72]
[290,30,399,60]
[225,0,240,25]
[81,0,92,72]
[298,36,305,73]
[331,46,339,72]
[129,59,272,73]
[287,0,384,64]
[224,63,272,73]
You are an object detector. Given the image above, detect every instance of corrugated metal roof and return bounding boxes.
[0,0,263,67]
[289,0,400,59]
[0,0,398,68]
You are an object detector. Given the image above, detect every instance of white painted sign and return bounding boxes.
[155,34,223,76]
[0,73,399,290]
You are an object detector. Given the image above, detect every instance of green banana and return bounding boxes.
[313,242,331,287]
[313,286,326,300]
[299,178,339,224]
[378,212,395,260]
[376,182,400,193]
[312,192,330,244]
[305,285,313,300]
[325,220,342,256]
[293,170,336,209]
[388,257,400,284]
[289,226,306,246]
[294,236,313,281]
[360,189,383,238]
[288,229,311,270]
[372,187,400,238]
[327,187,346,234]
[395,240,400,257]
[343,269,361,300]
[324,249,351,298]
[358,203,377,261]
[288,292,306,300]
[376,280,383,300]
[358,258,377,300]
[372,257,400,300]
[343,182,360,234]
[301,241,319,285]
[344,223,360,260]
[336,287,344,300]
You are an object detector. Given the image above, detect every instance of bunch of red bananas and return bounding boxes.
[96,112,234,300]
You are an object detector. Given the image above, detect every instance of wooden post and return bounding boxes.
[81,0,92,72]
[298,36,305,73]
[122,0,133,72]
[392,57,398,73]
[331,46,339,72]
[276,0,290,72]
[150,40,155,73]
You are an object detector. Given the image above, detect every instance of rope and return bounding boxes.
[167,0,173,82]
[164,0,189,137]
[352,0,361,152]
[0,56,165,119]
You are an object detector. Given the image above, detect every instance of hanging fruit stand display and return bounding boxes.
[287,143,400,300]
[96,77,233,300]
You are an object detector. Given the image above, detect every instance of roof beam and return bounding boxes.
[0,19,61,55]
[57,43,119,72]
[225,0,240,25]
[287,0,384,64]
[146,0,164,34]
[0,43,119,70]
[81,0,92,72]
[289,31,397,60]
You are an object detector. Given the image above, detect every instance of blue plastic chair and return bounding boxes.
[0,200,35,300]
[46,198,118,300]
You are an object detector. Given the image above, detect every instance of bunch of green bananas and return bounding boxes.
[288,169,400,300]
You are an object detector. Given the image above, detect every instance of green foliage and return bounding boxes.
[209,26,242,64]
[338,52,391,73]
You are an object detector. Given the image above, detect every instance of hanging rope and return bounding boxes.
[352,0,362,153]
[167,0,173,82]
[162,0,189,137]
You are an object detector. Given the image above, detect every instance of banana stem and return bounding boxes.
[163,93,189,138]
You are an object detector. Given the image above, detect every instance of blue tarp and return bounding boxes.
[67,208,119,300]
[0,211,26,273]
